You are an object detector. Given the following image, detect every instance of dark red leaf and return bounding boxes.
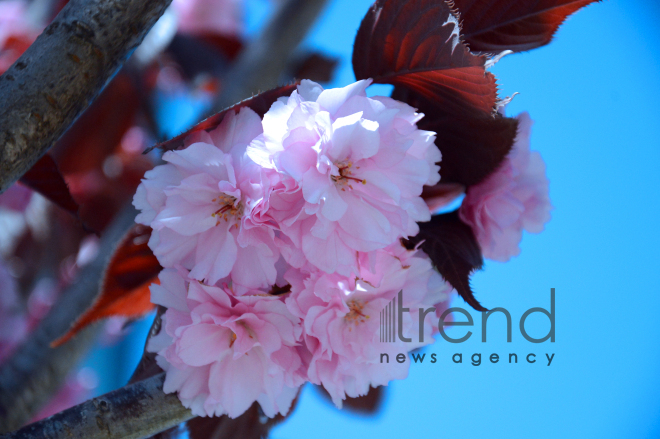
[431,111,517,186]
[53,72,141,175]
[19,153,80,217]
[316,385,385,415]
[49,71,153,231]
[167,34,235,82]
[404,211,486,311]
[393,87,518,187]
[344,386,384,413]
[292,52,339,83]
[352,0,497,114]
[148,83,300,153]
[185,398,299,439]
[197,33,244,61]
[453,0,600,53]
[52,224,161,347]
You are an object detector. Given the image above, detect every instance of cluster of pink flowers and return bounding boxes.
[133,80,551,418]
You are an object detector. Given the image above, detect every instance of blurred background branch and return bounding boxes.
[212,0,329,112]
[0,205,138,432]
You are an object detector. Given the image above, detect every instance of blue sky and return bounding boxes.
[83,1,660,437]
[271,1,660,438]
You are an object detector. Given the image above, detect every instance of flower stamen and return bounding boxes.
[344,299,369,326]
[332,161,366,188]
[211,194,243,224]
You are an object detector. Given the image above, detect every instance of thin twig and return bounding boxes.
[0,205,139,432]
[0,373,193,439]
[211,0,330,112]
[0,0,173,193]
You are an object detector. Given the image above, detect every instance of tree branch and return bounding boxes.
[0,373,193,439]
[0,0,173,194]
[0,205,139,432]
[212,0,330,112]
[0,0,330,433]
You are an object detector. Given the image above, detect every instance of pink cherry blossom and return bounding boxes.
[285,243,450,406]
[148,268,305,418]
[133,107,279,288]
[248,80,441,275]
[459,112,552,262]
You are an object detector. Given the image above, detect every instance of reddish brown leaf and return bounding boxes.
[404,211,486,311]
[52,224,162,347]
[148,83,300,153]
[197,33,244,60]
[48,71,153,231]
[166,34,235,82]
[317,385,385,415]
[19,153,80,217]
[431,111,518,186]
[53,72,141,175]
[185,397,299,439]
[352,0,497,114]
[453,0,600,53]
[393,86,518,187]
[344,386,384,413]
[292,52,339,83]
[147,383,301,439]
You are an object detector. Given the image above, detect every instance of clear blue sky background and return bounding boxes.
[84,1,660,437]
[275,1,660,438]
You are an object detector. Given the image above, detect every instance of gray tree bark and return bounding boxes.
[0,373,193,439]
[0,0,173,194]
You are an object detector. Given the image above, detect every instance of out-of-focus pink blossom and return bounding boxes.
[26,278,58,325]
[0,183,32,212]
[459,112,551,262]
[248,80,441,275]
[172,0,243,37]
[285,243,450,406]
[0,0,41,74]
[148,269,305,418]
[133,108,279,288]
